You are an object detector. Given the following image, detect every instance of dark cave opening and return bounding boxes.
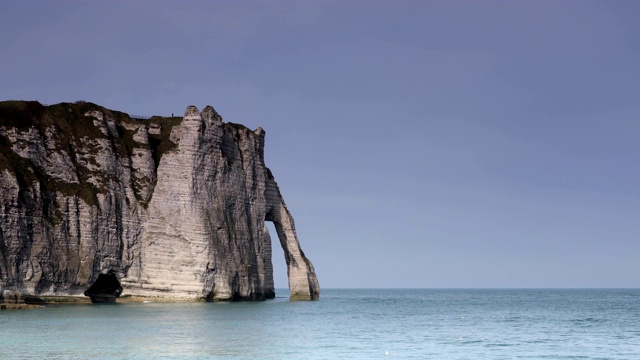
[84,272,123,303]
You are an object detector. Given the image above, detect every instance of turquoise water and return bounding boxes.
[1,289,639,359]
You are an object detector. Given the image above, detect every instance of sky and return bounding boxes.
[1,0,639,289]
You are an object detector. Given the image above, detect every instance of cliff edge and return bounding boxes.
[0,101,319,302]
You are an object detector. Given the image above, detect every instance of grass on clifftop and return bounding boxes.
[0,100,182,209]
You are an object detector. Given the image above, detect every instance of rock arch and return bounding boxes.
[265,169,320,300]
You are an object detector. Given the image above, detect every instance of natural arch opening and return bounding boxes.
[263,171,320,300]
[84,272,123,303]
[266,221,288,294]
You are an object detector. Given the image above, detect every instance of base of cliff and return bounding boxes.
[21,295,92,304]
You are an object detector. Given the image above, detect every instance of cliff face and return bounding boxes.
[0,101,319,302]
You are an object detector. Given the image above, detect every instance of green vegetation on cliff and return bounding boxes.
[0,100,181,209]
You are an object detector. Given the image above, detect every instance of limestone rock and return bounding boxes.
[0,101,319,302]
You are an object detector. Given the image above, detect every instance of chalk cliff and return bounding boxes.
[0,101,319,302]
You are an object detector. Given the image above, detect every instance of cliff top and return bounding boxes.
[0,100,263,208]
[0,100,183,207]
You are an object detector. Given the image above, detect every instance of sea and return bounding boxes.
[1,289,639,359]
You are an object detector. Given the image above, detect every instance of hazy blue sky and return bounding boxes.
[1,0,639,288]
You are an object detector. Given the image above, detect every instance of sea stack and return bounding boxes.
[0,101,319,303]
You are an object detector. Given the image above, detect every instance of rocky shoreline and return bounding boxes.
[1,303,45,310]
[0,293,252,309]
